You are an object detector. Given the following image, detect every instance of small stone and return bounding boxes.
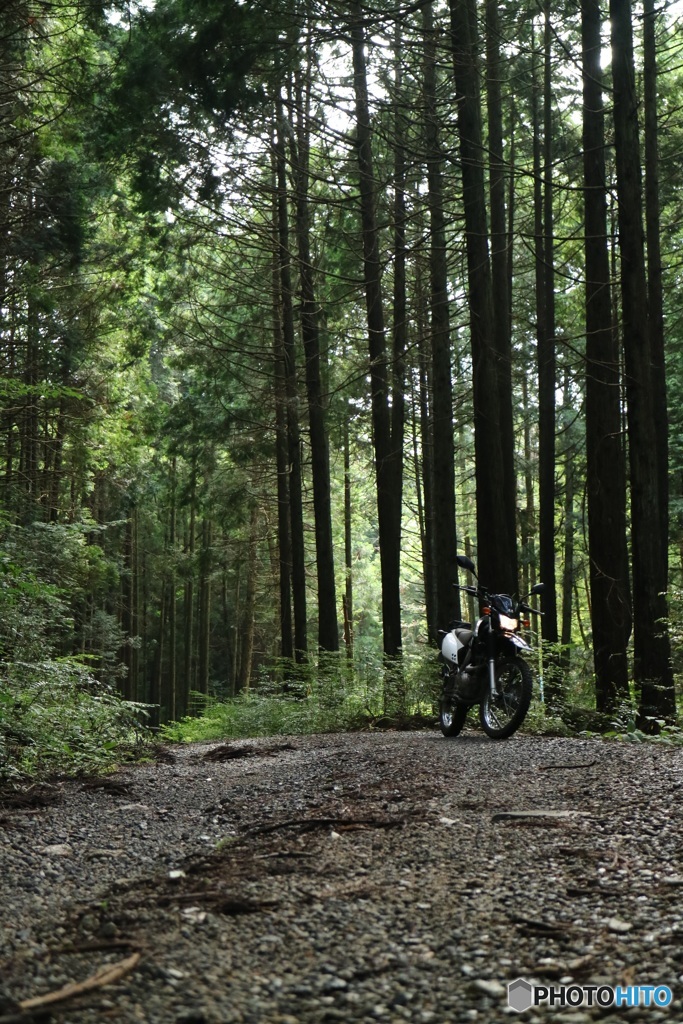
[44,844,73,857]
[606,918,633,933]
[169,869,186,881]
[98,921,118,939]
[322,977,347,992]
[472,979,506,997]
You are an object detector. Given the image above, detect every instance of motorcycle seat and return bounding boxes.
[448,619,472,631]
[454,627,473,646]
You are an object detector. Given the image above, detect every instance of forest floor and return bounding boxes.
[0,729,682,1024]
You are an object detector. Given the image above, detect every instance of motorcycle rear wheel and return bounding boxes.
[479,657,532,740]
[439,694,469,737]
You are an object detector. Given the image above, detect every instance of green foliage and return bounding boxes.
[162,642,441,743]
[0,517,144,778]
[0,660,149,780]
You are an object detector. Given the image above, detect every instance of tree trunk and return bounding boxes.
[152,577,166,728]
[485,0,517,579]
[182,464,197,715]
[417,280,438,641]
[560,394,575,667]
[520,341,536,599]
[423,0,459,631]
[275,94,308,663]
[643,0,668,547]
[532,12,559,691]
[237,505,259,693]
[581,0,632,712]
[610,0,675,727]
[390,14,407,629]
[350,2,402,661]
[292,59,338,653]
[449,0,515,594]
[197,519,211,695]
[343,414,354,660]
[167,457,177,721]
[271,191,294,664]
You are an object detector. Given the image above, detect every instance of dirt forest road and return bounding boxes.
[1,730,682,1024]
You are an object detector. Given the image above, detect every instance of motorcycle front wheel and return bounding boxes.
[479,657,532,740]
[439,693,469,737]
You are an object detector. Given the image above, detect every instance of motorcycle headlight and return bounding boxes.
[498,614,519,632]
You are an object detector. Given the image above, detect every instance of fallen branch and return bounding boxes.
[202,742,297,762]
[19,953,141,1011]
[50,939,141,955]
[246,815,405,837]
[0,1012,52,1024]
[538,761,597,770]
[153,888,277,914]
[508,914,571,939]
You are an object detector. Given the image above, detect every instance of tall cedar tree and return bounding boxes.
[423,0,460,632]
[275,95,308,662]
[610,0,676,726]
[485,0,517,580]
[291,55,339,652]
[449,0,516,594]
[350,3,403,660]
[581,0,632,711]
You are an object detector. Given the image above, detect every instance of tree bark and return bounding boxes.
[538,6,559,654]
[610,0,675,727]
[643,0,668,546]
[271,190,294,664]
[275,94,308,663]
[292,58,338,652]
[197,519,211,695]
[182,466,196,715]
[581,0,632,712]
[423,0,459,631]
[485,0,517,580]
[449,0,515,594]
[237,505,258,693]
[350,2,402,660]
[168,457,177,721]
[343,414,354,660]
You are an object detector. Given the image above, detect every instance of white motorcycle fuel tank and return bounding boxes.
[441,629,465,666]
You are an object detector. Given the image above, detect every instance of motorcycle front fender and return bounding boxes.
[507,633,532,652]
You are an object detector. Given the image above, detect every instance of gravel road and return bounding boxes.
[1,729,682,1024]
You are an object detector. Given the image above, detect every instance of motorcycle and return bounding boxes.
[437,554,545,740]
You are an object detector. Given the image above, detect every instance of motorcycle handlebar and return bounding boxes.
[453,584,545,616]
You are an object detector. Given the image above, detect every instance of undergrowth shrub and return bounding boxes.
[163,642,443,744]
[0,660,149,780]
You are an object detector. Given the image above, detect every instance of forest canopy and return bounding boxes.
[2,0,683,773]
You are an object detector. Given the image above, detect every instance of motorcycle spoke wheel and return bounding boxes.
[479,657,532,740]
[439,693,468,738]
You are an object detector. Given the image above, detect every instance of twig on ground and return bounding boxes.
[538,761,597,770]
[19,953,141,1011]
